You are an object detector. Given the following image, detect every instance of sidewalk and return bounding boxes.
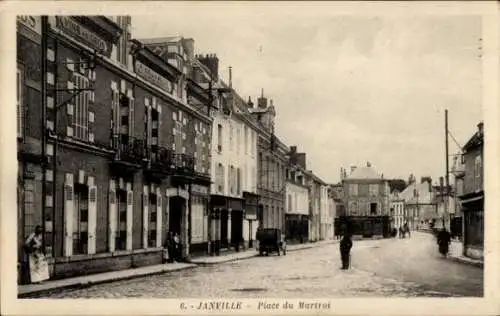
[18,239,336,298]
[447,240,483,268]
[415,231,483,268]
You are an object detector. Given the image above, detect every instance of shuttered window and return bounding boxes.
[148,191,157,248]
[72,73,90,140]
[73,184,89,255]
[116,190,127,251]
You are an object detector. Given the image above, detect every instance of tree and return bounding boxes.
[389,179,407,193]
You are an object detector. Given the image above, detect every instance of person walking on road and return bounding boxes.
[339,233,353,270]
[437,228,451,257]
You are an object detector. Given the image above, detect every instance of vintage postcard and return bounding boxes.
[1,1,499,315]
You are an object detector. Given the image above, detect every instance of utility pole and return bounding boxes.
[445,109,450,229]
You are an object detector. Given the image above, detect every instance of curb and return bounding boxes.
[19,241,336,297]
[18,264,197,298]
[190,253,259,266]
[447,256,483,268]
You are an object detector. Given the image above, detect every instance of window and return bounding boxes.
[230,166,235,194]
[288,194,292,213]
[244,126,248,154]
[349,202,358,215]
[237,168,241,195]
[349,184,358,196]
[72,73,90,140]
[17,67,23,137]
[474,155,482,191]
[216,163,225,193]
[236,128,240,154]
[174,121,183,154]
[73,184,89,255]
[148,192,157,248]
[229,125,233,151]
[369,184,378,196]
[217,124,222,152]
[116,189,127,251]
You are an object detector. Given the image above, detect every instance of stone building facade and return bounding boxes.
[17,16,213,281]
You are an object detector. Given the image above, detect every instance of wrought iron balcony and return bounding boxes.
[111,134,147,170]
[144,146,174,180]
[172,153,195,171]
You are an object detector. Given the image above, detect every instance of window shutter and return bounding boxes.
[142,186,149,249]
[157,105,162,147]
[147,106,152,147]
[108,180,117,252]
[88,184,97,254]
[112,90,120,135]
[126,188,133,250]
[156,188,162,247]
[129,97,135,139]
[63,173,74,257]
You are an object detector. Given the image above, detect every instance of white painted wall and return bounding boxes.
[210,112,257,198]
[285,182,309,215]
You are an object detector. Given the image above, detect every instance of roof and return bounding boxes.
[463,130,483,152]
[138,36,183,45]
[347,166,383,180]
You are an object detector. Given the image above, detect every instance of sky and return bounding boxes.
[131,4,483,184]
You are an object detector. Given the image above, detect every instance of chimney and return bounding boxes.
[478,121,484,134]
[247,96,254,108]
[229,66,232,89]
[297,153,307,170]
[366,161,371,167]
[198,53,219,80]
[257,88,268,108]
[270,99,274,107]
[350,165,357,174]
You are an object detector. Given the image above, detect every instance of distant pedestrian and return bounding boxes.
[437,228,451,257]
[404,223,411,238]
[339,234,353,270]
[399,227,405,238]
[164,231,175,263]
[173,233,181,261]
[24,225,49,284]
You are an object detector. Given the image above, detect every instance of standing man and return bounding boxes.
[339,233,353,270]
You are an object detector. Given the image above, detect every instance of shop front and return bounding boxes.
[243,191,259,249]
[460,192,484,260]
[285,214,309,244]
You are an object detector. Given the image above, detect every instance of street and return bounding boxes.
[45,232,482,298]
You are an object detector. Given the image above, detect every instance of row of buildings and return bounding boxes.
[386,122,484,260]
[16,15,336,281]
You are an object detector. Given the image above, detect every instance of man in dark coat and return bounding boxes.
[437,228,451,256]
[339,234,353,270]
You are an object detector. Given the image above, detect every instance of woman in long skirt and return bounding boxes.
[24,225,49,284]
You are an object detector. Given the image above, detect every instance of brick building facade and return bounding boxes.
[249,94,288,232]
[17,16,212,281]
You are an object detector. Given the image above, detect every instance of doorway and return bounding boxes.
[169,196,185,235]
[370,203,378,215]
[231,210,243,247]
[220,209,228,249]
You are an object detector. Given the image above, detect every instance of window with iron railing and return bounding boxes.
[72,73,90,141]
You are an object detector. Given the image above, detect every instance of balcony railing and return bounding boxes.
[150,146,174,169]
[173,153,195,171]
[112,134,147,165]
